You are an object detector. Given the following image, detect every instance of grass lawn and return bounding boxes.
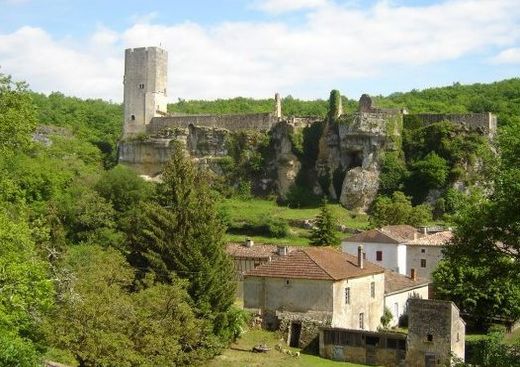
[208,329,367,367]
[219,198,369,246]
[503,328,520,345]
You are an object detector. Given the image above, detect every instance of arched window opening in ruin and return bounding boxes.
[427,334,433,342]
[131,115,135,121]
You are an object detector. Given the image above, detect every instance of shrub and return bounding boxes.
[265,217,289,238]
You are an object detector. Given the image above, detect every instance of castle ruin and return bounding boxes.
[118,46,496,211]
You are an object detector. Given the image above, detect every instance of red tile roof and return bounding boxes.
[384,270,429,295]
[404,231,453,247]
[343,225,422,244]
[226,243,294,259]
[245,247,384,281]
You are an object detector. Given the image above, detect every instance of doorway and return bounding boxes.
[289,322,302,348]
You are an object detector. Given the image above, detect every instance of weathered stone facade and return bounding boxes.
[320,328,407,366]
[406,299,465,367]
[123,47,168,136]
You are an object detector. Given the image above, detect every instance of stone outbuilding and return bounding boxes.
[406,299,465,367]
[243,246,385,349]
[319,298,465,367]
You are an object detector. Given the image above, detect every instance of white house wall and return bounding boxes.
[342,241,406,275]
[384,285,429,327]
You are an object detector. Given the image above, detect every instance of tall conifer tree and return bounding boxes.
[128,143,235,335]
[310,199,339,246]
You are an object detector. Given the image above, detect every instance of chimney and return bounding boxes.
[410,268,416,281]
[245,238,254,248]
[277,245,288,256]
[357,245,364,269]
[423,227,428,235]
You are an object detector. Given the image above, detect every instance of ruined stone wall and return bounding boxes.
[148,112,276,133]
[406,113,497,135]
[278,311,332,351]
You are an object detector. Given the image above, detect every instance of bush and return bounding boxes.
[284,185,321,208]
[265,217,289,238]
[380,307,393,329]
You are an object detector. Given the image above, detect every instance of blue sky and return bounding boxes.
[0,0,518,102]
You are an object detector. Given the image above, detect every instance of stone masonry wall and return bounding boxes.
[406,299,459,367]
[148,112,276,133]
[406,113,497,135]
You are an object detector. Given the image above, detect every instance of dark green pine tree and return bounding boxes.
[310,199,339,246]
[127,142,236,336]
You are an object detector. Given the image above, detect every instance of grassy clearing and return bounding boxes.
[208,329,367,367]
[219,198,369,246]
[503,328,520,345]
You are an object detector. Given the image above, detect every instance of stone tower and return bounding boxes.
[406,299,465,366]
[123,47,168,136]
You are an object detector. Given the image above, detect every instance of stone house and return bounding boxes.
[342,225,452,280]
[384,270,429,327]
[243,246,385,348]
[403,231,453,280]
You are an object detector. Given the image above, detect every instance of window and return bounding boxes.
[370,282,375,298]
[138,83,145,89]
[345,287,351,305]
[359,313,364,329]
[131,114,135,121]
[285,279,290,286]
[427,334,433,342]
[376,251,383,261]
[421,248,426,253]
[421,259,427,268]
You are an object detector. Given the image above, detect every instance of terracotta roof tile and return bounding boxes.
[380,225,421,242]
[226,243,294,259]
[404,231,453,247]
[343,225,423,244]
[384,270,429,295]
[245,247,384,280]
[343,229,400,244]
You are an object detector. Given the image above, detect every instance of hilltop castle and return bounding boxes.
[119,46,496,211]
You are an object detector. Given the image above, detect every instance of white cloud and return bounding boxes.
[0,0,519,101]
[491,47,520,64]
[252,0,328,14]
[0,26,122,101]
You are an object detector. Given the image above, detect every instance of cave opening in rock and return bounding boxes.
[347,151,363,170]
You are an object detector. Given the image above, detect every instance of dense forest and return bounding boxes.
[0,76,519,365]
